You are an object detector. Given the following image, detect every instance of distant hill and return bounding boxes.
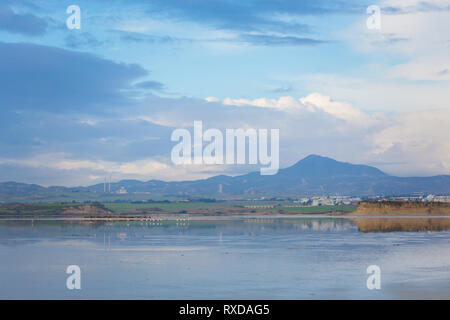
[0,182,47,195]
[1,155,449,197]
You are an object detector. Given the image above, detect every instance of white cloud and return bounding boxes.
[0,153,233,186]
[0,153,167,178]
[345,0,450,81]
[388,56,450,81]
[288,73,450,113]
[209,93,382,125]
[293,1,449,114]
[299,93,370,122]
[371,108,450,175]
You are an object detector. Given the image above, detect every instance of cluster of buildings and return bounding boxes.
[243,194,450,207]
[297,194,450,205]
[243,196,361,207]
[387,194,450,203]
[293,196,361,206]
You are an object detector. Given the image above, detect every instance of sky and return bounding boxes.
[0,0,449,186]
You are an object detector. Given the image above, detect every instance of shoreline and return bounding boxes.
[1,201,449,220]
[1,214,450,221]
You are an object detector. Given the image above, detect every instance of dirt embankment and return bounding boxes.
[352,201,450,216]
[61,204,113,215]
[0,203,114,216]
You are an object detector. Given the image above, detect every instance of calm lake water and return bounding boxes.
[0,217,449,299]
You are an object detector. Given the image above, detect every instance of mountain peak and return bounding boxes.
[290,154,339,168]
[287,154,387,177]
[300,154,335,163]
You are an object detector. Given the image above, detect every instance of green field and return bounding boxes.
[104,201,222,213]
[0,200,357,216]
[103,202,357,215]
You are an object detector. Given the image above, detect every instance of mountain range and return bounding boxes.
[1,155,449,197]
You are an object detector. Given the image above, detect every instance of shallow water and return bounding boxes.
[0,217,449,299]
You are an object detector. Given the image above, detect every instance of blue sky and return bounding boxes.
[0,0,449,186]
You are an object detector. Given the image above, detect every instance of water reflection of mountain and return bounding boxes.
[0,218,356,246]
[277,219,353,232]
[351,218,450,232]
[4,217,448,246]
